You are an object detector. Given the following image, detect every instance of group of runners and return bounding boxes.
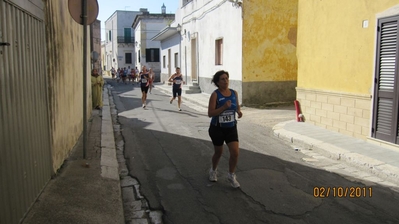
[141,67,243,188]
[111,66,155,87]
[112,66,243,188]
[138,66,184,110]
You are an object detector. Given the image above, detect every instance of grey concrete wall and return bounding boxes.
[242,81,297,107]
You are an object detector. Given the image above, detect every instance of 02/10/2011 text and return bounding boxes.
[313,186,372,198]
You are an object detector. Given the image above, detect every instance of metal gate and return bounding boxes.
[0,0,52,223]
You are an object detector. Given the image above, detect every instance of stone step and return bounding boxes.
[188,85,201,90]
[182,85,201,94]
[184,89,202,94]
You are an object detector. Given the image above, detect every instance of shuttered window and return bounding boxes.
[124,28,132,43]
[146,48,160,62]
[372,15,399,143]
[379,21,397,90]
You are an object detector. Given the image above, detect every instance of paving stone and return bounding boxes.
[121,177,139,187]
[122,187,135,203]
[149,211,163,224]
[124,200,143,212]
[127,219,149,224]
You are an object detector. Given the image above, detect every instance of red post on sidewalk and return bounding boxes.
[294,100,303,122]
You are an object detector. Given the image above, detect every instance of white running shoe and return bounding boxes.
[227,173,240,188]
[209,168,217,182]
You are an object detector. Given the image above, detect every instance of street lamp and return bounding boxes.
[176,24,186,37]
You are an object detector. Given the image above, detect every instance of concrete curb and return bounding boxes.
[107,82,164,224]
[101,85,119,180]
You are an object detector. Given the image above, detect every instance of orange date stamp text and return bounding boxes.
[313,186,372,198]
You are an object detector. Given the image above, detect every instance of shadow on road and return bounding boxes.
[107,77,399,224]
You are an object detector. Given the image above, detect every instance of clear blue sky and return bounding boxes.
[97,0,179,40]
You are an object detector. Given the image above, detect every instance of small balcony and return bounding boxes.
[117,36,135,43]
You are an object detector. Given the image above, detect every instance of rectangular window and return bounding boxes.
[109,30,112,41]
[215,38,223,65]
[124,28,132,43]
[174,53,179,68]
[138,50,141,63]
[125,53,132,64]
[146,48,160,62]
[163,56,166,68]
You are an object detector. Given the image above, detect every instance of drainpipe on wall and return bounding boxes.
[185,46,187,84]
[82,0,88,159]
[196,33,199,85]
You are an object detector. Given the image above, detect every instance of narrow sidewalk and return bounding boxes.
[22,94,124,224]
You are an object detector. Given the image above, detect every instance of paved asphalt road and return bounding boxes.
[108,79,399,224]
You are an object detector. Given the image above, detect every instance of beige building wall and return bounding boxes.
[101,41,108,76]
[45,0,91,172]
[91,20,102,72]
[296,0,399,140]
[242,0,298,107]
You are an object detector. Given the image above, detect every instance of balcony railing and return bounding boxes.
[117,36,135,43]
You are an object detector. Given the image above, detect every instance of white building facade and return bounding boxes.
[133,11,175,82]
[104,10,143,71]
[178,0,243,97]
[151,24,181,83]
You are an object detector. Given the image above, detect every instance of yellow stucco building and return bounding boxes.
[242,0,298,107]
[296,1,399,148]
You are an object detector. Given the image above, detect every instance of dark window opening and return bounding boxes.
[125,53,132,64]
[146,48,160,62]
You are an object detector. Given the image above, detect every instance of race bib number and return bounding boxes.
[141,79,147,83]
[175,80,182,85]
[219,110,235,123]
